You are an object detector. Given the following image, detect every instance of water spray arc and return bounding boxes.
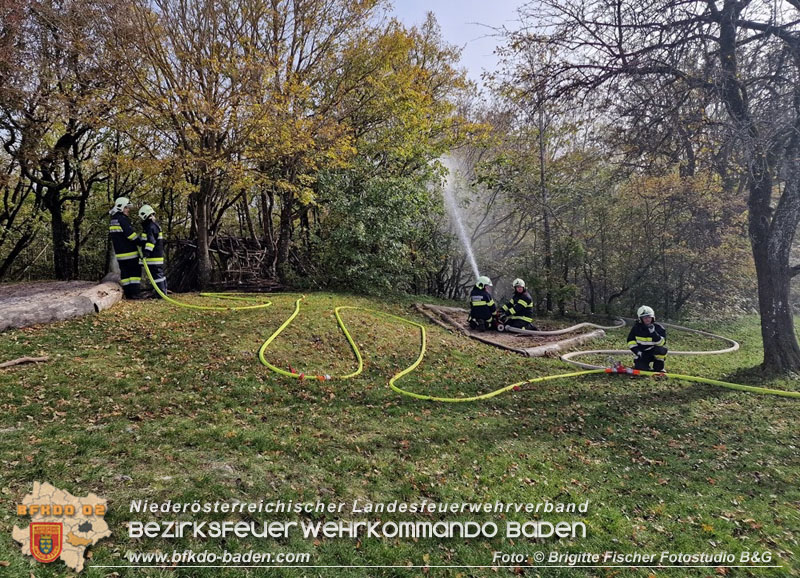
[441,157,480,281]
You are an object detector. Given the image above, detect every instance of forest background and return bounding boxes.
[3,0,800,371]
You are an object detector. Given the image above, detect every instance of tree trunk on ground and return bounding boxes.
[0,281,122,332]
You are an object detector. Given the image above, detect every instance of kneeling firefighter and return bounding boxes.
[627,305,668,371]
[500,278,538,330]
[138,204,167,296]
[468,276,497,331]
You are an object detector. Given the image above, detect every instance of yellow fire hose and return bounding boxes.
[139,248,272,311]
[141,258,800,401]
[254,296,800,401]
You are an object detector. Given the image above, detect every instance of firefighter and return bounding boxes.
[500,278,538,330]
[468,275,497,331]
[109,197,142,299]
[627,305,668,371]
[138,204,167,297]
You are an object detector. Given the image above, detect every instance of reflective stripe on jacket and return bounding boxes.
[110,213,139,260]
[141,218,165,262]
[469,286,496,320]
[502,291,534,323]
[627,321,667,353]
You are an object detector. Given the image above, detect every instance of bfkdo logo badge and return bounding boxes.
[12,482,112,572]
[30,522,63,563]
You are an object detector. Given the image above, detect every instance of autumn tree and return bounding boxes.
[509,0,800,372]
[309,15,477,292]
[470,86,602,314]
[107,0,278,288]
[0,151,42,278]
[0,0,118,279]
[0,0,23,77]
[0,0,38,277]
[245,0,396,282]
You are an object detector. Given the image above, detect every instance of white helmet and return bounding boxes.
[512,278,525,288]
[110,197,133,215]
[637,305,655,319]
[476,275,492,289]
[139,204,155,221]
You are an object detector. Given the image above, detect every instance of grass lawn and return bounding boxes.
[0,292,798,577]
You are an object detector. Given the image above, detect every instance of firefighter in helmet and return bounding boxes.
[627,305,668,371]
[109,197,142,299]
[500,278,538,330]
[138,204,167,297]
[468,275,496,331]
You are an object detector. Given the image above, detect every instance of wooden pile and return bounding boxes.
[167,238,282,292]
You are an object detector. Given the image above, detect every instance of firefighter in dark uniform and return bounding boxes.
[468,275,496,331]
[627,305,668,371]
[138,204,167,296]
[109,197,142,299]
[500,278,538,330]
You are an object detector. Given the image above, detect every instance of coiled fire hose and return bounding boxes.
[141,259,800,400]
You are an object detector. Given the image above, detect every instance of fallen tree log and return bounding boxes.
[523,329,607,357]
[413,303,468,335]
[414,304,531,355]
[79,281,123,313]
[0,281,122,332]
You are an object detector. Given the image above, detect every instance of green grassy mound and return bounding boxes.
[0,292,797,577]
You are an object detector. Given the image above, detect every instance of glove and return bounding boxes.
[647,325,656,334]
[631,350,641,359]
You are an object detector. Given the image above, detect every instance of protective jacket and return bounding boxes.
[468,286,496,321]
[141,218,165,264]
[109,212,139,262]
[627,320,668,371]
[501,290,534,325]
[109,211,141,296]
[141,218,166,294]
[627,321,666,353]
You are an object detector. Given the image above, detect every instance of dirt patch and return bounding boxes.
[416,304,611,357]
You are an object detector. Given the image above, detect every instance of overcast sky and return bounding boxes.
[390,0,524,88]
